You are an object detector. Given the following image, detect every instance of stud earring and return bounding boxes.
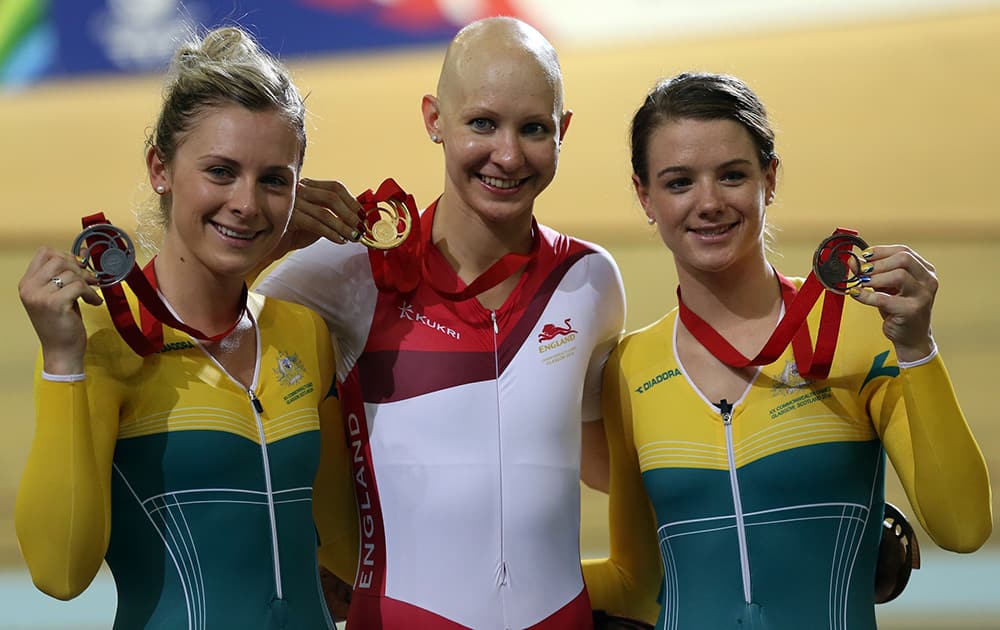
[647,216,656,225]
[155,185,166,194]
[430,134,440,143]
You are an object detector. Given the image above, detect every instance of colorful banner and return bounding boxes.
[0,0,525,87]
[4,0,995,88]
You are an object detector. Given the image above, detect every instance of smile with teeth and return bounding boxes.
[479,174,525,190]
[691,222,737,236]
[214,223,258,240]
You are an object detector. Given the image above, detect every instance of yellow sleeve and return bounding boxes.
[873,352,992,552]
[311,324,359,584]
[582,346,661,625]
[15,351,122,600]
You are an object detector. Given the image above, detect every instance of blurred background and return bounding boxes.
[1,0,998,627]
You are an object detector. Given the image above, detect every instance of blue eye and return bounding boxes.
[470,118,495,132]
[721,170,747,183]
[666,177,692,190]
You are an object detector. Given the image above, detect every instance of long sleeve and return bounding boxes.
[582,347,662,625]
[873,352,992,552]
[15,351,123,599]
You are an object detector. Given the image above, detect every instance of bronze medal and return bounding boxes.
[812,232,869,294]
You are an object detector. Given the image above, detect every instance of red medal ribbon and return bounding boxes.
[362,186,537,302]
[81,213,247,357]
[677,227,858,380]
[359,179,423,294]
[417,201,538,302]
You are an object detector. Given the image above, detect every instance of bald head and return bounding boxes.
[437,17,564,114]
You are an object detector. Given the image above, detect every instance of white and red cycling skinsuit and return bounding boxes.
[258,210,625,630]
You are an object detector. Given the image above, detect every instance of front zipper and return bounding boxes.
[248,388,284,599]
[490,309,511,628]
[720,399,752,604]
[192,313,285,602]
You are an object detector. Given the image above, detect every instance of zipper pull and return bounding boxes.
[248,389,264,414]
[719,399,733,425]
[490,310,499,334]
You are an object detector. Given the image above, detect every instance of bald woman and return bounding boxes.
[257,17,625,629]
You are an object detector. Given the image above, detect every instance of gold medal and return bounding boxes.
[360,197,412,250]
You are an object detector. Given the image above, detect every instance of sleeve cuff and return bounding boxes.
[41,370,85,382]
[897,342,938,369]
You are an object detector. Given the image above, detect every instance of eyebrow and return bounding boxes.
[199,154,296,171]
[655,158,753,180]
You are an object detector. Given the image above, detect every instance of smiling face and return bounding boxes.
[423,19,570,228]
[148,104,301,280]
[634,117,777,278]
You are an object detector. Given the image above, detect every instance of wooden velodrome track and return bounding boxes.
[0,8,996,624]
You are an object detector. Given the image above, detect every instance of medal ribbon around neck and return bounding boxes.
[677,227,868,380]
[75,213,248,357]
[416,201,538,302]
[361,184,538,301]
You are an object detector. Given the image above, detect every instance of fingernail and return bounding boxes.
[848,287,861,297]
[350,229,361,242]
[861,263,874,274]
[860,275,871,283]
[862,249,874,259]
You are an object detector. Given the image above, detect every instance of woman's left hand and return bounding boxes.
[849,245,937,363]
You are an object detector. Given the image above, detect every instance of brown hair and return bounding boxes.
[631,72,776,185]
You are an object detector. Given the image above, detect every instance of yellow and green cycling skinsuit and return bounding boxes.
[16,289,358,629]
[584,279,992,630]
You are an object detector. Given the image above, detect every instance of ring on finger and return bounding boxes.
[51,276,65,289]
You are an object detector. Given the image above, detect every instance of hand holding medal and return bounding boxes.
[17,246,104,375]
[837,242,939,363]
[288,178,414,251]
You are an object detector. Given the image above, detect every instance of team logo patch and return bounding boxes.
[538,318,577,342]
[275,351,316,405]
[398,300,461,340]
[158,340,195,353]
[635,368,682,394]
[538,317,578,365]
[860,350,900,393]
[772,360,810,396]
[274,351,305,387]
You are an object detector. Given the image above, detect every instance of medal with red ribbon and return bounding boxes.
[73,214,248,357]
[678,227,869,380]
[358,179,423,293]
[361,185,537,301]
[356,178,414,251]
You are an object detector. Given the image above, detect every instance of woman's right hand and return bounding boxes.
[271,178,366,259]
[18,247,103,375]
